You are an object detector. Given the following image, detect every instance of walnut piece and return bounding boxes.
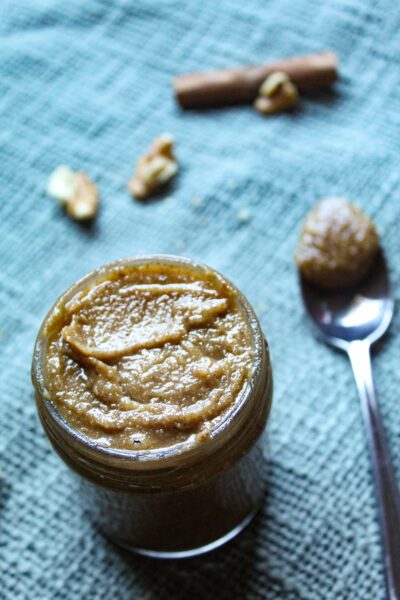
[46,166,99,220]
[46,165,76,205]
[66,172,99,220]
[254,71,298,115]
[128,134,178,199]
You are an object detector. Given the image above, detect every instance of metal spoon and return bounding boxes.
[300,250,400,600]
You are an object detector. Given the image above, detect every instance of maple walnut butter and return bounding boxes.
[295,198,379,289]
[44,261,254,451]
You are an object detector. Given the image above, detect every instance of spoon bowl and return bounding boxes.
[300,250,394,350]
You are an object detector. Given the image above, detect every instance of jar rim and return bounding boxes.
[32,254,272,471]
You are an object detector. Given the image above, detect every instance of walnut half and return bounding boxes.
[128,134,178,200]
[46,166,99,220]
[254,71,298,115]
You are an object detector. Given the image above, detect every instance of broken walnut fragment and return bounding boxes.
[66,172,99,220]
[254,72,298,115]
[128,134,178,200]
[46,166,99,220]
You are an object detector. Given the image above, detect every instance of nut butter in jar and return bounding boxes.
[32,255,272,558]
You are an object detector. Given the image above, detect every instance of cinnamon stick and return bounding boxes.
[173,51,338,108]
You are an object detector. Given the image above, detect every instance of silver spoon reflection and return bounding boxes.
[300,251,400,600]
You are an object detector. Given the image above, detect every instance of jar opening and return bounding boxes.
[32,255,271,472]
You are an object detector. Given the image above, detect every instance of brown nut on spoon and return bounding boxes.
[297,200,400,600]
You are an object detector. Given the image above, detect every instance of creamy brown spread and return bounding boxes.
[295,198,379,289]
[44,262,253,451]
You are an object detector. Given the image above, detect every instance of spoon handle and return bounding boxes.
[348,340,400,600]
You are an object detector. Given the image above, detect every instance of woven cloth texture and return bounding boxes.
[1,0,400,598]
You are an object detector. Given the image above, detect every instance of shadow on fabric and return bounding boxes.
[116,507,267,600]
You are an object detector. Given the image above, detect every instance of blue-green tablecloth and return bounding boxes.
[1,1,400,598]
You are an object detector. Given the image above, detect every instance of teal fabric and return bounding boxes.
[1,1,400,598]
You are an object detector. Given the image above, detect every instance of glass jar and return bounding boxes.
[32,255,273,558]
